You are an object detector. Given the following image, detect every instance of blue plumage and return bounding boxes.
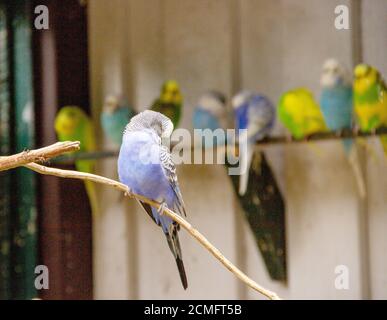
[320,84,353,153]
[192,91,228,147]
[232,92,275,195]
[118,110,188,289]
[320,58,365,198]
[235,94,275,142]
[118,130,174,230]
[320,58,354,154]
[193,107,222,132]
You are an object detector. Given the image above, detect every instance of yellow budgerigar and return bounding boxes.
[54,106,98,215]
[353,64,387,157]
[278,88,327,139]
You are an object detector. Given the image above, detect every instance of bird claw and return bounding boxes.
[124,186,134,198]
[157,202,167,215]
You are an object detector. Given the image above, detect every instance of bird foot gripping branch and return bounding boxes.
[157,202,168,216]
[124,186,134,199]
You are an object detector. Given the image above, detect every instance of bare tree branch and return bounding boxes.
[1,141,281,300]
[24,162,280,300]
[0,141,80,171]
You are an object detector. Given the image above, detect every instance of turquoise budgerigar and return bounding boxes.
[54,106,98,216]
[192,90,228,147]
[118,110,188,289]
[353,64,387,158]
[320,58,365,197]
[232,91,275,195]
[101,95,136,146]
[151,80,183,128]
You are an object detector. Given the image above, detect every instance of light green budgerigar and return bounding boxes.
[151,80,183,128]
[353,64,387,157]
[54,106,98,216]
[278,88,328,139]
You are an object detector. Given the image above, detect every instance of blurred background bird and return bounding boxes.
[353,64,387,158]
[151,80,183,128]
[320,58,366,198]
[230,91,287,281]
[54,106,98,215]
[118,110,188,289]
[278,88,327,140]
[232,91,275,195]
[192,90,229,148]
[192,91,287,281]
[101,95,136,147]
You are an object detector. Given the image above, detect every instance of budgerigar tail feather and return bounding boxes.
[348,147,366,199]
[357,137,379,163]
[380,135,387,159]
[175,256,188,290]
[238,142,254,196]
[85,180,99,217]
[76,160,98,216]
[342,138,353,155]
[165,227,188,290]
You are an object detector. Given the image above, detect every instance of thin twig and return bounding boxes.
[24,161,281,300]
[0,141,80,171]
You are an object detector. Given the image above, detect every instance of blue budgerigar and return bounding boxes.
[192,91,287,280]
[320,58,365,197]
[101,95,136,146]
[232,91,275,195]
[320,59,353,149]
[192,90,228,147]
[118,110,188,289]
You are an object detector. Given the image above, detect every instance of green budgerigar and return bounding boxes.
[353,64,387,157]
[54,106,98,215]
[151,80,183,128]
[278,88,327,139]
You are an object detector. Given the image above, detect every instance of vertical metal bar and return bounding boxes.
[0,0,12,300]
[351,0,371,299]
[124,0,139,300]
[229,0,248,300]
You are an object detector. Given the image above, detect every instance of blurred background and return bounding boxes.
[0,0,386,299]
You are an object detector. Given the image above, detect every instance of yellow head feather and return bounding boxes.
[354,64,379,94]
[161,80,182,104]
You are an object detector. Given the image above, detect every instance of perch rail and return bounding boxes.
[52,127,387,163]
[0,141,281,300]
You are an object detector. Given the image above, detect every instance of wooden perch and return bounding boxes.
[1,141,281,300]
[0,141,80,171]
[51,127,387,163]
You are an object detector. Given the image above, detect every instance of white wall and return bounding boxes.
[88,0,387,299]
[361,0,387,300]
